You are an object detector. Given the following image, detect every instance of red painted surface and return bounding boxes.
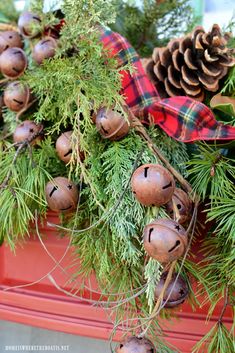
[0,211,233,353]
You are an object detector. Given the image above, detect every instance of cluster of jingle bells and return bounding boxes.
[47,105,191,352]
[91,93,192,353]
[121,136,192,352]
[1,13,191,352]
[0,11,132,213]
[0,12,77,211]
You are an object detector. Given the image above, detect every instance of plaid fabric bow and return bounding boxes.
[101,28,235,143]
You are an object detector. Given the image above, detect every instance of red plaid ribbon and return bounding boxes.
[101,28,235,143]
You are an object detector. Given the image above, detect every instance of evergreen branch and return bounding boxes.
[0,126,44,190]
[47,145,145,235]
[192,322,234,353]
[144,258,162,312]
[139,260,177,338]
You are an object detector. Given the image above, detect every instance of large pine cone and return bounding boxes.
[145,25,235,102]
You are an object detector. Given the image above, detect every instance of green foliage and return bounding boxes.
[63,126,189,338]
[70,127,189,273]
[0,0,18,23]
[187,142,235,352]
[224,13,235,50]
[193,323,234,353]
[144,258,162,312]
[0,138,65,247]
[221,67,235,97]
[110,0,195,57]
[187,143,235,202]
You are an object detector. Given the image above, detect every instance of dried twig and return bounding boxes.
[218,287,229,325]
[0,23,18,32]
[0,78,9,86]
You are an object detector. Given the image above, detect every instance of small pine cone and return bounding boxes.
[145,24,235,102]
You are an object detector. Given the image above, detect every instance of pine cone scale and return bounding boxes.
[204,49,219,62]
[199,60,222,76]
[172,49,183,71]
[153,61,166,82]
[164,77,183,97]
[181,65,199,86]
[168,65,181,88]
[184,48,198,70]
[180,79,201,96]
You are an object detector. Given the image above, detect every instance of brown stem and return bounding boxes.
[210,153,223,177]
[172,198,181,222]
[0,78,9,85]
[131,116,194,196]
[218,287,229,325]
[129,268,143,334]
[0,23,18,32]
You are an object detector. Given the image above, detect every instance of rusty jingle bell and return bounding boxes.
[131,164,175,206]
[96,107,130,141]
[3,81,32,112]
[143,218,188,263]
[56,131,73,163]
[13,120,43,145]
[116,336,156,353]
[155,272,189,308]
[0,47,27,79]
[45,177,79,212]
[166,188,192,224]
[32,37,57,65]
[56,131,84,164]
[18,11,42,38]
[0,31,23,54]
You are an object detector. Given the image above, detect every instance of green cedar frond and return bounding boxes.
[144,258,162,312]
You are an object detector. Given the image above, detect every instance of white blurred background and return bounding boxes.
[14,0,235,33]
